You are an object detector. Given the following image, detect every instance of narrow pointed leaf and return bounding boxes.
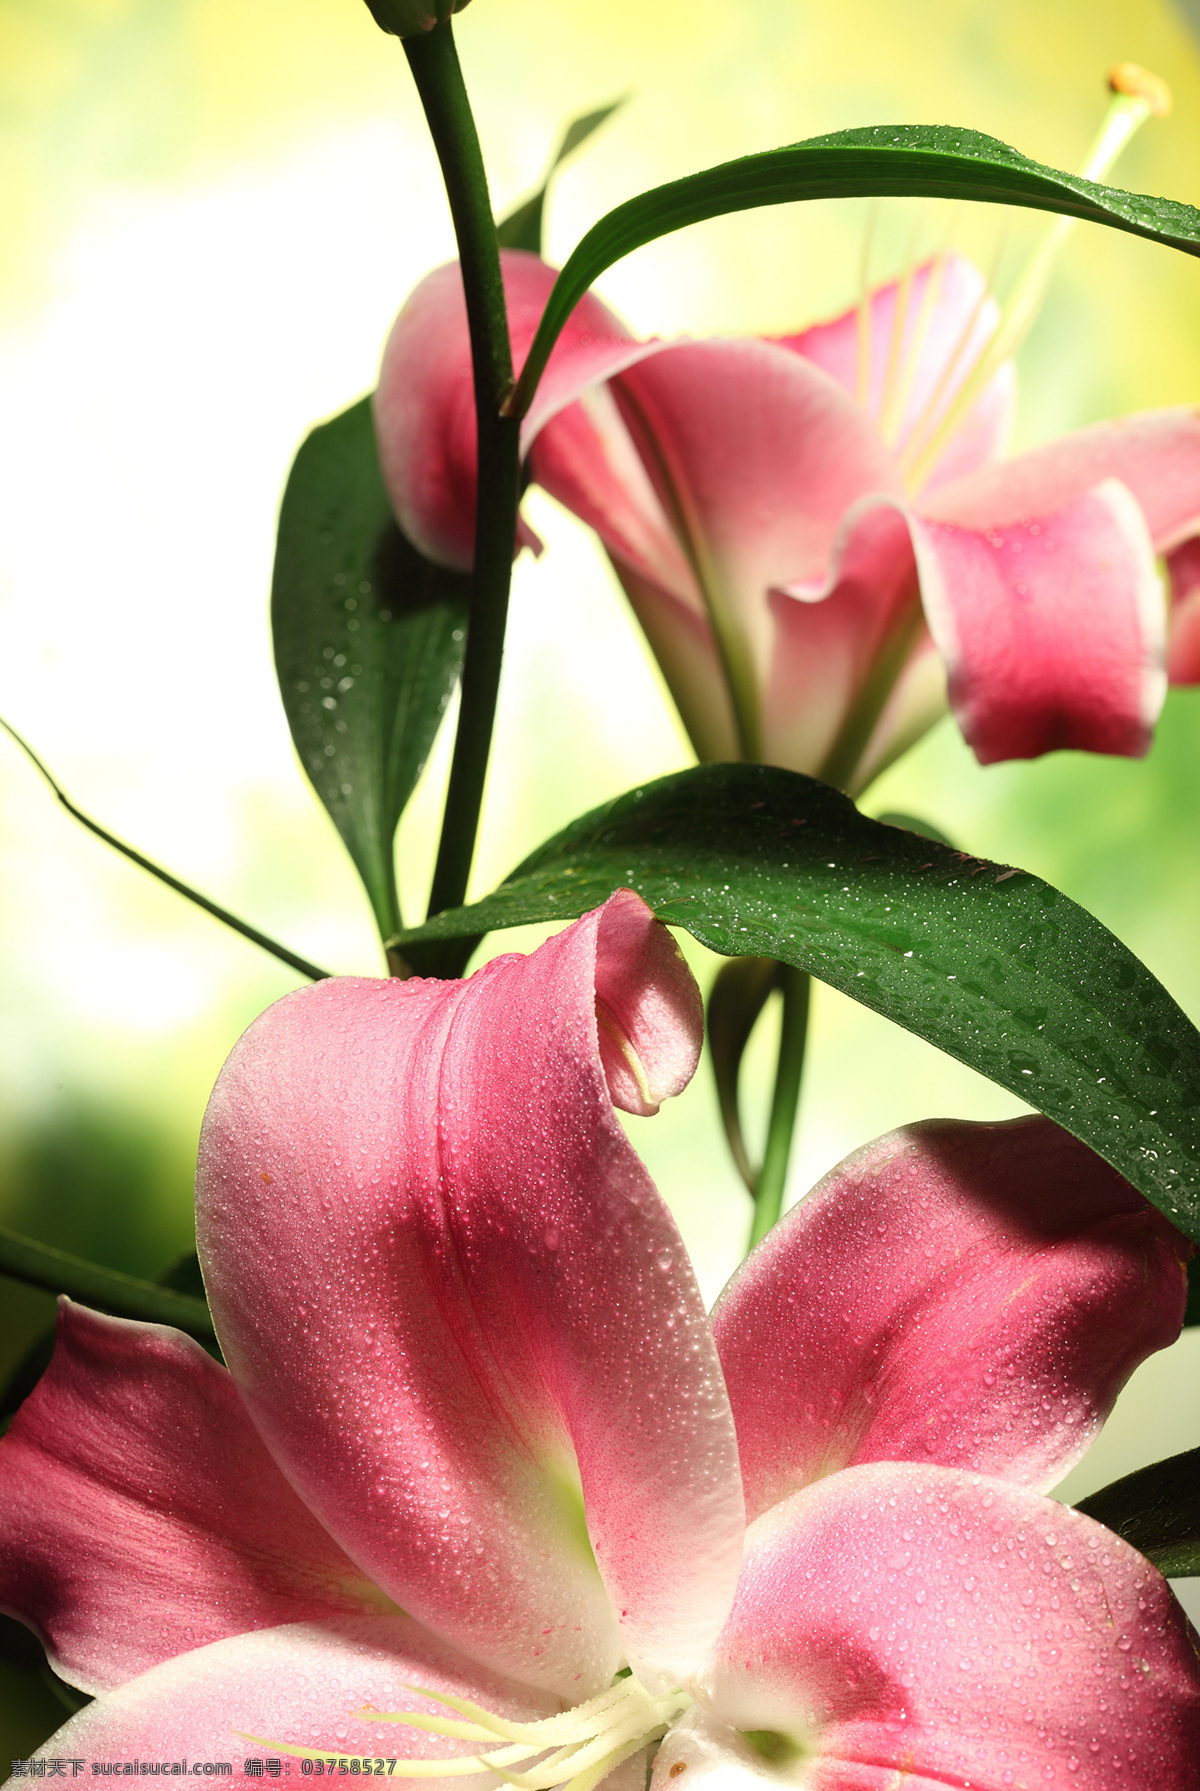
[511,125,1200,415]
[496,99,624,253]
[1076,1448,1200,1577]
[272,397,470,944]
[707,955,784,1193]
[0,1222,215,1342]
[397,764,1200,1237]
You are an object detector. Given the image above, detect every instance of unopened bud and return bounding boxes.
[362,0,472,37]
[1108,62,1172,118]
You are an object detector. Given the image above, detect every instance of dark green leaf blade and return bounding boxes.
[272,397,470,944]
[496,99,624,252]
[0,1221,215,1342]
[511,124,1200,414]
[876,811,956,847]
[707,955,784,1193]
[1076,1449,1200,1577]
[395,763,1200,1236]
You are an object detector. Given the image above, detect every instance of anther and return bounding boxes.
[1108,63,1172,118]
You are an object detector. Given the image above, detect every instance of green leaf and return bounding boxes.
[0,1221,216,1342]
[0,1615,90,1717]
[272,397,470,946]
[0,1327,55,1430]
[707,955,785,1193]
[1076,1448,1200,1577]
[876,811,955,848]
[1,718,330,985]
[496,99,624,254]
[395,763,1200,1237]
[157,1248,207,1300]
[510,123,1200,415]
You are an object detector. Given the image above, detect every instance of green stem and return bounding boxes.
[0,1222,216,1342]
[405,22,521,921]
[1,718,331,984]
[747,965,810,1252]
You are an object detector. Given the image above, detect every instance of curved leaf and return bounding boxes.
[496,99,624,253]
[707,955,785,1193]
[398,764,1200,1237]
[510,124,1200,415]
[1076,1448,1200,1577]
[272,397,470,946]
[0,1222,215,1342]
[0,719,329,985]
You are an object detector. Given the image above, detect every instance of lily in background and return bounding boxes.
[376,72,1200,795]
[1,892,1197,1786]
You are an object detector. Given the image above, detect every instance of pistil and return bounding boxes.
[900,63,1171,490]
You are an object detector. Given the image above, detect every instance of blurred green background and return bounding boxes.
[4,0,1200,1757]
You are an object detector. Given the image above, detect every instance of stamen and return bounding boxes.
[877,215,923,444]
[896,224,1010,482]
[356,1676,691,1791]
[856,199,881,407]
[879,235,946,448]
[594,996,658,1114]
[238,1675,694,1789]
[900,63,1171,491]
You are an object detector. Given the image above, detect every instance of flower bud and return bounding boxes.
[362,0,472,36]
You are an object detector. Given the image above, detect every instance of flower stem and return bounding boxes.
[747,965,810,1252]
[404,22,521,921]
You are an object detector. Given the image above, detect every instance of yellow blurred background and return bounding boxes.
[4,0,1200,1751]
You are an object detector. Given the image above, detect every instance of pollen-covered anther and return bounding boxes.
[352,1676,694,1791]
[1107,62,1172,117]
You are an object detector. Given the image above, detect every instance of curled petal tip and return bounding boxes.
[1108,62,1172,117]
[592,891,704,1115]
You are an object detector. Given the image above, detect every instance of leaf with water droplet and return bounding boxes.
[1076,1446,1200,1577]
[396,763,1200,1236]
[511,123,1200,416]
[272,397,469,951]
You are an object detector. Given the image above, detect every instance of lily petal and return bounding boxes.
[0,1302,391,1696]
[924,405,1200,551]
[778,254,1016,494]
[913,478,1166,762]
[678,1462,1200,1791]
[712,1117,1189,1522]
[196,893,743,1700]
[16,1616,557,1790]
[534,340,899,759]
[764,501,930,790]
[1166,537,1200,684]
[606,559,742,763]
[374,251,657,570]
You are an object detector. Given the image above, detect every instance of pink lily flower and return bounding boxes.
[1,892,1198,1785]
[375,252,1200,792]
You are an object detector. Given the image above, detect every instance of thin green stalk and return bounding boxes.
[747,966,810,1252]
[1,717,331,983]
[404,22,521,921]
[0,1222,216,1342]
